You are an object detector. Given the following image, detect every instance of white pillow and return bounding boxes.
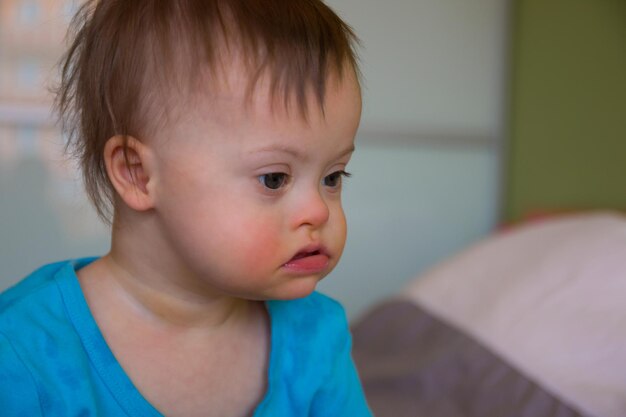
[403,211,626,417]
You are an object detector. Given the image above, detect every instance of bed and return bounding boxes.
[351,211,626,417]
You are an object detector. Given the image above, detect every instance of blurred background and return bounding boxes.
[1,0,624,320]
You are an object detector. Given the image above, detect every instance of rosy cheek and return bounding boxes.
[235,221,283,272]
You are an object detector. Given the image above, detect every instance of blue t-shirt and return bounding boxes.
[0,259,372,416]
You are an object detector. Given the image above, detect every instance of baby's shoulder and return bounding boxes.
[0,258,92,340]
[269,290,346,320]
[297,291,346,321]
[266,291,350,345]
[0,261,72,382]
[0,260,68,314]
[1,258,96,315]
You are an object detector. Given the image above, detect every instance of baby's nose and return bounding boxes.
[292,189,330,230]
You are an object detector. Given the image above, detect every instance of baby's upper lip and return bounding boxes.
[287,243,329,262]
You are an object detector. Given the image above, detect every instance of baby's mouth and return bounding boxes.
[283,246,330,273]
[291,249,321,260]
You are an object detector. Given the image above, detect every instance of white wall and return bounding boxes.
[327,0,509,135]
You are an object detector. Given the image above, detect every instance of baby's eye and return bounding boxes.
[323,171,351,188]
[259,172,289,190]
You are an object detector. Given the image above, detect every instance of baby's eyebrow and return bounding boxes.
[337,145,355,159]
[249,145,304,160]
[248,144,355,160]
[336,145,356,159]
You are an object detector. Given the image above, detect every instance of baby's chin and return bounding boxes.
[244,273,329,302]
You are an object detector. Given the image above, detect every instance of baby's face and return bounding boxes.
[147,69,361,300]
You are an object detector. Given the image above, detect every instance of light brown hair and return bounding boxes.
[55,0,360,223]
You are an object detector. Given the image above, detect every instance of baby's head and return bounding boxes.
[57,0,360,221]
[57,0,362,299]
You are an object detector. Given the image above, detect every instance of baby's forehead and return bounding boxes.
[159,56,357,131]
[153,67,361,167]
[151,64,360,151]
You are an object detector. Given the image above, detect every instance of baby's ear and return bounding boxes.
[104,135,155,212]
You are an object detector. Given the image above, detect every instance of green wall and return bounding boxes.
[505,0,626,221]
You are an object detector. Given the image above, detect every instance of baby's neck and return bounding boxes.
[115,254,253,327]
[99,214,255,331]
[78,254,256,336]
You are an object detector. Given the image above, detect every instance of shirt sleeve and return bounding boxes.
[310,308,373,417]
[0,332,43,416]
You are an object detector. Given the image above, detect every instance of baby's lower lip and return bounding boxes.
[283,254,330,274]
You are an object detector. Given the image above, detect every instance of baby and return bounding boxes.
[0,1,371,416]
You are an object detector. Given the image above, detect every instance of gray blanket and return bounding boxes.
[352,300,588,417]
